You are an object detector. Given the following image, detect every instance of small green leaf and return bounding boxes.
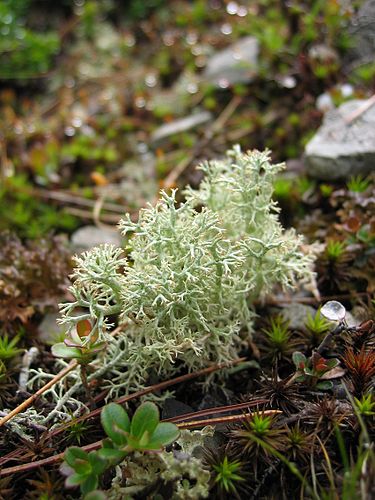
[88,452,107,475]
[101,403,130,446]
[64,447,89,468]
[316,380,333,390]
[326,358,339,370]
[84,491,107,500]
[148,422,180,448]
[102,438,115,449]
[52,342,82,359]
[81,474,99,496]
[292,351,306,369]
[97,448,126,462]
[65,473,86,487]
[130,402,159,440]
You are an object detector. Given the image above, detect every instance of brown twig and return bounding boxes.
[176,409,282,429]
[0,357,247,468]
[0,325,124,429]
[161,95,243,190]
[0,407,281,477]
[344,94,375,124]
[164,399,268,423]
[63,206,121,224]
[0,361,77,427]
[47,356,248,438]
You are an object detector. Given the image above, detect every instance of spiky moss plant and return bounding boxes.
[254,374,301,414]
[347,175,371,193]
[316,239,352,293]
[342,347,375,397]
[229,412,287,463]
[0,334,23,362]
[354,393,375,417]
[260,315,298,362]
[303,308,332,347]
[202,448,249,500]
[34,147,313,420]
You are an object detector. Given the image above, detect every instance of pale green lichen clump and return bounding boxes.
[108,427,213,499]
[31,147,314,417]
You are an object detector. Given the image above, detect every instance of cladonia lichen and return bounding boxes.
[26,147,314,420]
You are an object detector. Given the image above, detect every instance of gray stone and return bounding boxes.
[151,111,212,144]
[202,36,259,87]
[305,99,375,180]
[308,44,338,63]
[38,313,66,344]
[281,303,317,331]
[71,225,122,251]
[348,0,375,63]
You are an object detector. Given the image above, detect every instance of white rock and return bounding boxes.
[202,36,259,87]
[151,111,212,144]
[305,99,375,179]
[71,225,122,251]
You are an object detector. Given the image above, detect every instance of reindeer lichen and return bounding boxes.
[35,147,314,416]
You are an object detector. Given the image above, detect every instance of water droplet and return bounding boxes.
[65,77,76,88]
[124,33,135,47]
[137,143,148,154]
[187,82,198,94]
[237,6,248,17]
[135,96,146,108]
[163,32,175,47]
[186,32,198,45]
[316,93,334,112]
[72,117,82,128]
[221,23,232,35]
[145,73,157,88]
[226,1,238,15]
[218,78,230,89]
[195,55,206,68]
[321,301,346,322]
[65,126,75,137]
[14,123,23,135]
[79,63,90,76]
[3,14,13,25]
[340,83,353,98]
[191,45,203,56]
[280,75,297,89]
[15,28,25,40]
[102,89,114,100]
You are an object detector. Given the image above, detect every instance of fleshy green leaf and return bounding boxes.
[316,380,333,390]
[97,448,126,462]
[81,474,99,496]
[130,402,159,440]
[64,447,89,468]
[148,422,180,448]
[88,452,108,475]
[52,342,82,359]
[84,491,107,500]
[65,472,86,487]
[292,351,306,369]
[326,358,339,370]
[101,403,130,446]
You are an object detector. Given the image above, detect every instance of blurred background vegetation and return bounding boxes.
[0,0,372,238]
